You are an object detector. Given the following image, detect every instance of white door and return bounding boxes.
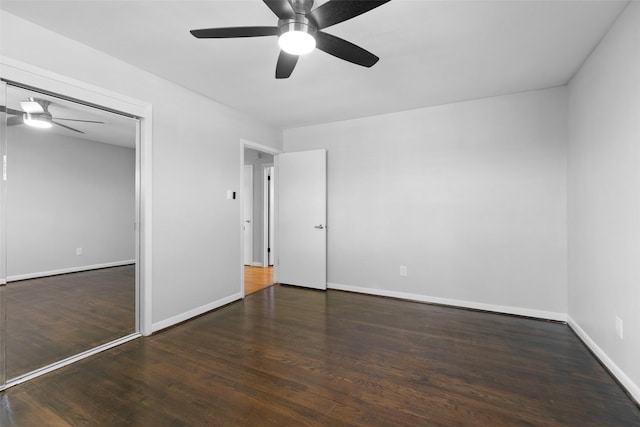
[276,150,326,290]
[243,165,253,266]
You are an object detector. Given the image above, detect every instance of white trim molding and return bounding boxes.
[262,163,274,268]
[327,283,567,322]
[151,292,243,333]
[241,139,282,156]
[7,260,136,282]
[0,57,149,116]
[568,316,640,405]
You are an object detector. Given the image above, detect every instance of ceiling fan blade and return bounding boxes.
[0,105,24,116]
[19,100,44,114]
[310,0,391,29]
[55,118,105,124]
[263,0,295,19]
[275,51,299,79]
[190,26,278,39]
[315,31,379,67]
[52,121,84,134]
[7,116,23,126]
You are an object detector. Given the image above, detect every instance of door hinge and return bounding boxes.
[267,248,271,253]
[267,175,271,181]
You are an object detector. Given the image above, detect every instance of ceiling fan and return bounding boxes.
[190,0,391,79]
[1,98,104,134]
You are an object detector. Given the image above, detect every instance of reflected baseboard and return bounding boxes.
[7,259,135,282]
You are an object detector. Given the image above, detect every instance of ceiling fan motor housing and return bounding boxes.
[278,0,316,37]
[278,15,316,38]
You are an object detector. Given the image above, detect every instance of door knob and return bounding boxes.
[314,224,324,229]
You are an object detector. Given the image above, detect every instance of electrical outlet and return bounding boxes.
[615,316,623,340]
[76,247,83,256]
[400,266,407,276]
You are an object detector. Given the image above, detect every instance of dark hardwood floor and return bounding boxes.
[2,284,639,426]
[1,265,135,379]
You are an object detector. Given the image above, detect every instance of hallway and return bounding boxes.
[244,266,273,295]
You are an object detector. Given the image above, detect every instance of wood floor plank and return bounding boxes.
[2,284,639,426]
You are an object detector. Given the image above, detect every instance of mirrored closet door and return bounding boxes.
[0,82,140,385]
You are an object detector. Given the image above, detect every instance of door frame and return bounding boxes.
[0,57,153,390]
[243,164,253,266]
[240,140,281,296]
[262,164,274,268]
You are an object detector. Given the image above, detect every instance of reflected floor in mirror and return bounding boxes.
[2,265,136,379]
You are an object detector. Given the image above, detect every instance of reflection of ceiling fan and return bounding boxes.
[190,0,391,79]
[2,98,104,134]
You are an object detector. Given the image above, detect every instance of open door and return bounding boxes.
[276,150,326,290]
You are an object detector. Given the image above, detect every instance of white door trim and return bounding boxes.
[262,164,274,268]
[0,57,153,336]
[240,140,282,295]
[243,165,254,266]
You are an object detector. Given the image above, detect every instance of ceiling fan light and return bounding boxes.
[279,30,316,55]
[23,113,53,129]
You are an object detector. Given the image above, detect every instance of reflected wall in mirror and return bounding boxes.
[1,84,139,380]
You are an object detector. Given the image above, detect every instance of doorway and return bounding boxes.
[0,81,141,388]
[241,142,279,296]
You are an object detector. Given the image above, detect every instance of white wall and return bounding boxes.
[7,127,135,279]
[567,1,640,401]
[0,11,282,329]
[284,87,568,319]
[244,148,274,264]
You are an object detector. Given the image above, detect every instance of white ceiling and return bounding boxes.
[0,0,629,129]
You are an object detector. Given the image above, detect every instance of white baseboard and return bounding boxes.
[151,292,243,333]
[251,262,264,267]
[327,283,567,322]
[7,259,136,282]
[568,315,640,405]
